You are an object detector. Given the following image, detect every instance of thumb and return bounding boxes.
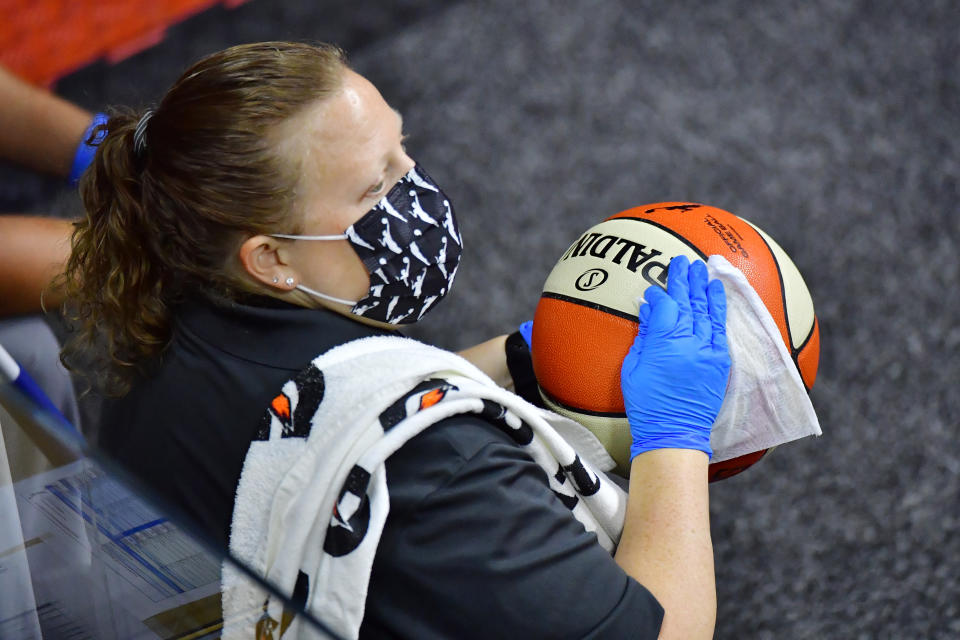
[635,300,652,345]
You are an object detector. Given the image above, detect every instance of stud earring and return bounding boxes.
[272,276,279,284]
[285,277,295,286]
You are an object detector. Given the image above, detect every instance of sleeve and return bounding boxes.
[505,329,545,407]
[359,414,663,639]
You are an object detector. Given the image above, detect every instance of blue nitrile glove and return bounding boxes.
[69,112,109,185]
[518,320,534,350]
[621,255,731,459]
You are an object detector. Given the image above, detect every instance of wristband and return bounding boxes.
[69,112,109,185]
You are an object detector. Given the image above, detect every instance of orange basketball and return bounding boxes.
[532,202,819,480]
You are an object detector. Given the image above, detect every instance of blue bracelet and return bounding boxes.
[69,112,109,186]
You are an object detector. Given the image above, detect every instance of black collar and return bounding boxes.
[176,296,395,370]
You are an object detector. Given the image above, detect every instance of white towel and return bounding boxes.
[222,336,627,640]
[705,254,822,462]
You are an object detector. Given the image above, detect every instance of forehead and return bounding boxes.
[272,69,405,230]
[292,70,399,178]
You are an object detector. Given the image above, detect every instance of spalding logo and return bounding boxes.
[575,268,609,291]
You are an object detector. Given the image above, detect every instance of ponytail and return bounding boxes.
[60,109,174,396]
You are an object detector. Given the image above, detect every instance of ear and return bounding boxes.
[238,235,294,290]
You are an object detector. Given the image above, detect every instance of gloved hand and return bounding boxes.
[621,255,731,459]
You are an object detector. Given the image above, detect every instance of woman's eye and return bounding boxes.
[368,180,385,195]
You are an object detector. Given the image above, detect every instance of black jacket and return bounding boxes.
[99,297,662,638]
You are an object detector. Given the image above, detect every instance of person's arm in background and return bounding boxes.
[0,65,93,178]
[614,255,729,640]
[458,321,537,397]
[457,335,512,389]
[0,64,107,316]
[0,216,73,315]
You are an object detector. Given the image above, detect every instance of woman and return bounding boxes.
[62,42,729,639]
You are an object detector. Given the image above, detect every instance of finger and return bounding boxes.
[707,278,728,353]
[623,303,652,377]
[689,259,710,342]
[635,300,652,344]
[666,255,692,334]
[643,284,679,337]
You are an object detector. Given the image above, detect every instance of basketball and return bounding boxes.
[532,202,819,481]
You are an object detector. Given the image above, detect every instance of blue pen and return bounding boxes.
[0,343,77,432]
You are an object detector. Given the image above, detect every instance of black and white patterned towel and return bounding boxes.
[222,336,626,639]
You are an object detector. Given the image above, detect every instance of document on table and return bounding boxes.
[2,455,223,639]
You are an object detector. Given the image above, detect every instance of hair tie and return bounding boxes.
[133,109,155,157]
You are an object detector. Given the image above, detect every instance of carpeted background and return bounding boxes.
[2,1,957,637]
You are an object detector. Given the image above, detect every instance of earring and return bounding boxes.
[272,276,279,284]
[285,277,295,286]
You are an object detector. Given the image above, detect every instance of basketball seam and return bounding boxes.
[795,316,817,354]
[539,385,627,418]
[794,317,818,392]
[742,221,794,356]
[540,291,638,322]
[746,225,812,384]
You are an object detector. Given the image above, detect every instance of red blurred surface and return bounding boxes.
[0,0,250,87]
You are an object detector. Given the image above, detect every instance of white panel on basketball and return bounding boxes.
[541,219,704,318]
[542,394,633,473]
[743,219,815,350]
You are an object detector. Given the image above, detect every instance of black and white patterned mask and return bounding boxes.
[272,164,462,324]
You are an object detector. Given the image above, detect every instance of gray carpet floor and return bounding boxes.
[2,0,957,637]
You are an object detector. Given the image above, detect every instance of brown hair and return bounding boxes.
[60,41,347,396]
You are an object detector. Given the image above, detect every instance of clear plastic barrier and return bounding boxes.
[0,379,339,639]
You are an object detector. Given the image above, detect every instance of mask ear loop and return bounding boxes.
[270,233,348,241]
[267,233,359,307]
[295,283,358,307]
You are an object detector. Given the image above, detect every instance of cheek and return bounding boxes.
[312,241,371,297]
[344,252,372,296]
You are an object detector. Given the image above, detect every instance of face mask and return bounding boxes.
[272,164,462,324]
